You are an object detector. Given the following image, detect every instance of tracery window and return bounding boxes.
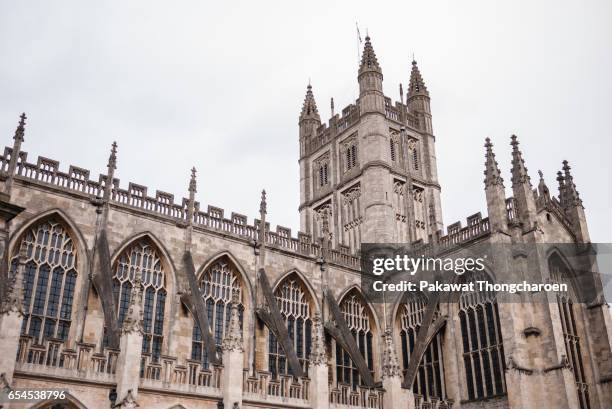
[336,291,374,388]
[549,254,590,409]
[113,239,166,360]
[12,219,78,344]
[459,273,506,400]
[268,275,313,377]
[399,293,446,400]
[191,258,243,366]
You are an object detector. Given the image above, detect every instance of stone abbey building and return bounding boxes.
[0,36,611,409]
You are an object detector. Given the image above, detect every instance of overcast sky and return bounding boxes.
[1,1,610,242]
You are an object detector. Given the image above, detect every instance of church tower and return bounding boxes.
[298,36,444,251]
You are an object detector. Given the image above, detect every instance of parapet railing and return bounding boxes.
[243,369,310,406]
[329,383,384,409]
[139,355,222,395]
[15,336,118,382]
[414,395,454,409]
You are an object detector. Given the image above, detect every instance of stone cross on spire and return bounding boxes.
[484,138,504,188]
[407,60,429,97]
[510,135,531,187]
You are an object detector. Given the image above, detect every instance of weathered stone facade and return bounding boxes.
[0,37,611,409]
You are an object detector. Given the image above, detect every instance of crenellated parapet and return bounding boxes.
[0,144,363,269]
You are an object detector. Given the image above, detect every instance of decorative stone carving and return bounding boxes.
[222,289,244,352]
[121,276,144,335]
[115,389,139,408]
[381,329,401,379]
[0,244,25,317]
[310,312,327,365]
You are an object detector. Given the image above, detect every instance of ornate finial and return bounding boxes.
[331,97,335,117]
[300,83,321,122]
[537,170,551,202]
[381,328,401,378]
[189,166,197,194]
[108,141,118,171]
[484,138,504,188]
[13,113,26,142]
[222,288,243,352]
[510,134,531,187]
[399,83,404,104]
[259,189,267,216]
[121,275,143,334]
[309,312,327,365]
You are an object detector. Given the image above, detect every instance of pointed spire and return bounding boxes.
[561,160,582,207]
[484,138,504,187]
[299,83,321,122]
[407,60,429,97]
[13,113,26,142]
[381,329,401,378]
[330,97,335,117]
[399,83,404,104]
[510,135,531,187]
[309,312,327,365]
[222,288,244,352]
[359,35,381,75]
[103,141,118,201]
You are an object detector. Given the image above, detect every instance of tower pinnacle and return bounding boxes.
[358,36,381,75]
[510,135,531,187]
[299,83,320,123]
[407,60,429,97]
[484,138,504,187]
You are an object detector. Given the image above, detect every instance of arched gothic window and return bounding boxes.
[112,238,166,360]
[268,275,313,378]
[191,258,243,366]
[459,273,506,400]
[12,219,78,344]
[549,254,590,409]
[335,290,374,388]
[399,293,446,400]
